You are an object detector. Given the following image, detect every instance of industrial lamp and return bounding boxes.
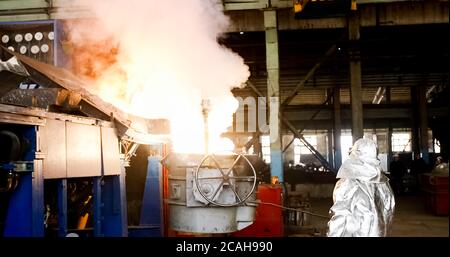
[293,0,310,14]
[351,0,357,11]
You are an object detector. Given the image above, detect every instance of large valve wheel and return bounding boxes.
[194,153,257,207]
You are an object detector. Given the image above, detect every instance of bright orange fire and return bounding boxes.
[64,0,248,153]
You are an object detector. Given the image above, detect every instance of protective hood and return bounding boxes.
[328,138,395,237]
[336,138,387,183]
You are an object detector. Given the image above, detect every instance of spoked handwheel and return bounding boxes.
[194,153,257,207]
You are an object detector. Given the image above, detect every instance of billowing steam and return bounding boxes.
[66,0,249,153]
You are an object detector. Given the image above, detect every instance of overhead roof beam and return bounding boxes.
[281,44,337,107]
[1,1,448,27]
[372,86,386,104]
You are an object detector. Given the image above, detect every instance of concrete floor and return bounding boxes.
[390,195,449,237]
[288,194,449,237]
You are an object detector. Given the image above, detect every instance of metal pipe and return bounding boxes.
[202,99,211,154]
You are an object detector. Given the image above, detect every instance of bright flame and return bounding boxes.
[65,0,249,153]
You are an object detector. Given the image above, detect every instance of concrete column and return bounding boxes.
[325,89,333,166]
[418,86,429,164]
[333,87,342,169]
[386,86,391,103]
[385,88,391,167]
[387,124,393,170]
[264,9,283,182]
[348,12,363,143]
[410,87,420,154]
[327,130,334,166]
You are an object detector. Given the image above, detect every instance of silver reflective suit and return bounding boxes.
[327,138,395,237]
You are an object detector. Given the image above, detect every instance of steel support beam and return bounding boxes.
[386,86,391,103]
[57,179,68,237]
[244,132,262,155]
[372,87,386,104]
[281,44,337,107]
[92,177,103,237]
[410,86,420,154]
[387,124,392,169]
[245,77,340,172]
[282,136,295,153]
[333,87,342,169]
[281,104,447,122]
[348,12,363,143]
[281,116,334,172]
[102,171,128,237]
[138,156,163,236]
[93,171,128,237]
[418,85,429,164]
[264,9,283,182]
[327,129,334,168]
[222,0,269,10]
[253,132,262,157]
[1,1,448,28]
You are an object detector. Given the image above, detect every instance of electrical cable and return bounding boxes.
[249,200,330,219]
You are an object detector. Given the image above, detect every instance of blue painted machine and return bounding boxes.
[0,41,167,237]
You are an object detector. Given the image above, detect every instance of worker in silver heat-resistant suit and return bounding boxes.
[327,138,395,237]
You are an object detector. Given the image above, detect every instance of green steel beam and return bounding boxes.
[223,1,269,10]
[0,13,48,22]
[0,0,48,10]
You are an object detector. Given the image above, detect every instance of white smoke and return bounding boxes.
[66,0,249,152]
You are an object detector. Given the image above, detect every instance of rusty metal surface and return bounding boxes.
[1,46,170,143]
[101,126,121,176]
[0,70,28,96]
[1,46,129,123]
[163,152,258,233]
[0,111,45,125]
[66,122,101,178]
[0,88,62,108]
[0,55,29,77]
[40,119,67,179]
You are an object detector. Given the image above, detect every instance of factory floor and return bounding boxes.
[288,194,449,237]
